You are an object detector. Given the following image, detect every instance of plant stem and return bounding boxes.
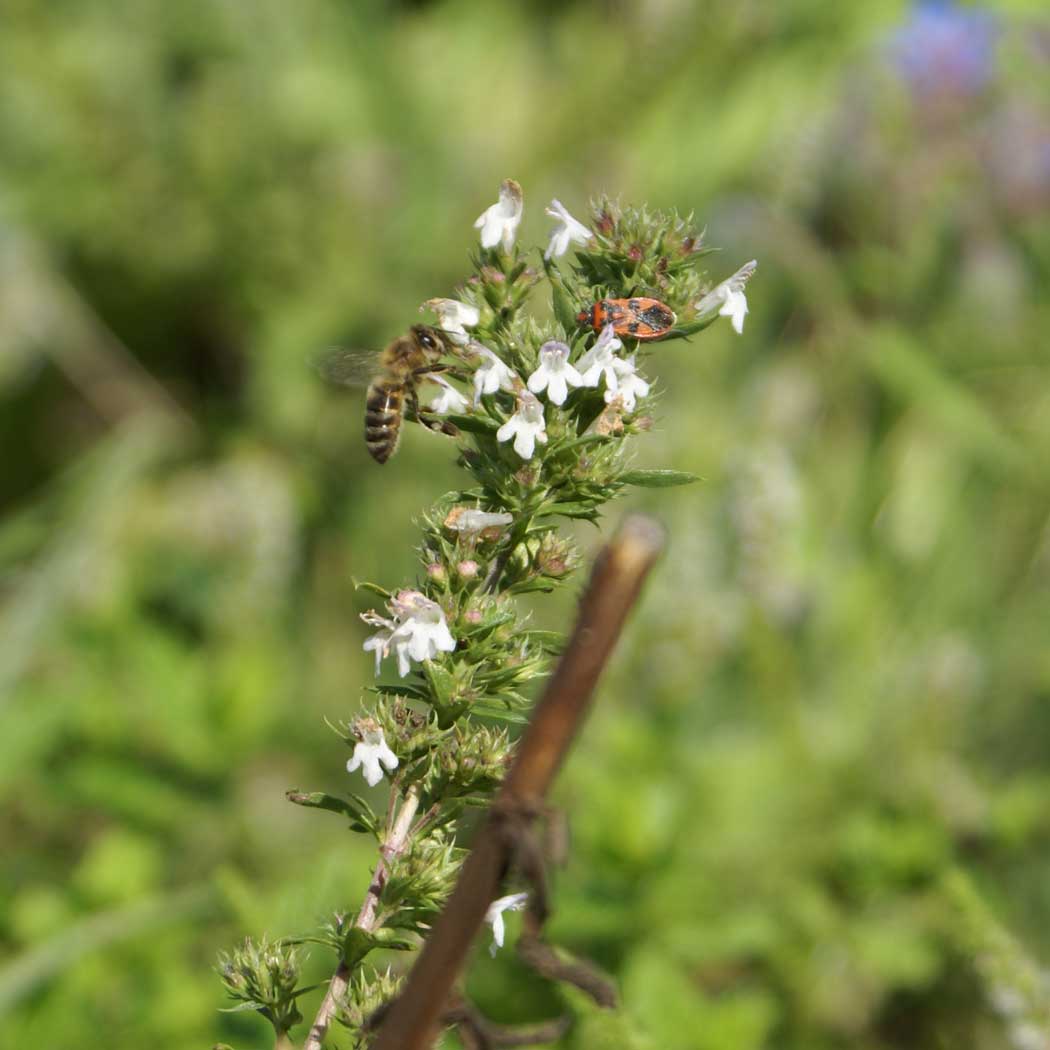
[371,515,665,1050]
[302,785,422,1050]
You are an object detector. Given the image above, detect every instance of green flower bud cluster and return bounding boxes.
[335,967,403,1048]
[574,196,713,308]
[217,937,306,1038]
[378,828,462,935]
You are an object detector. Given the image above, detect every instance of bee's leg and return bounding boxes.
[412,363,472,383]
[408,387,460,439]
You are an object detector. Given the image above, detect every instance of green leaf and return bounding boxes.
[458,610,516,637]
[423,660,457,707]
[507,579,556,594]
[619,469,702,488]
[551,432,612,455]
[369,684,429,701]
[659,313,719,340]
[457,794,501,806]
[289,983,323,1000]
[469,702,530,724]
[544,258,580,334]
[538,502,600,522]
[370,928,418,951]
[443,413,500,434]
[523,629,564,651]
[341,927,377,968]
[285,791,379,836]
[218,1000,268,1014]
[353,579,392,599]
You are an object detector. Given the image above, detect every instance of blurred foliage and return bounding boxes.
[2,0,1050,1047]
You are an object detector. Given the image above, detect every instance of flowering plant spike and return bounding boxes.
[217,183,755,1049]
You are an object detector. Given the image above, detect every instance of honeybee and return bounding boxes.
[317,324,460,464]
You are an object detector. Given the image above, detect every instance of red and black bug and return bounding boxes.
[576,297,676,341]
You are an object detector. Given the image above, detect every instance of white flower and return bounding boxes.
[526,341,584,406]
[607,355,650,411]
[575,324,623,390]
[695,260,757,335]
[422,298,480,346]
[444,508,513,534]
[426,375,469,415]
[470,343,518,406]
[496,392,547,460]
[361,589,456,678]
[474,179,523,252]
[485,892,528,956]
[361,616,396,676]
[544,199,592,260]
[346,723,399,787]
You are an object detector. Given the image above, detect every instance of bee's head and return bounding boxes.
[412,325,445,355]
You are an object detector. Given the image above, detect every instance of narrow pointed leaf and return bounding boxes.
[619,469,702,488]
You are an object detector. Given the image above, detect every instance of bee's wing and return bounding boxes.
[312,347,377,389]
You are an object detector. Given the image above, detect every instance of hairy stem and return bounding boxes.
[302,785,422,1050]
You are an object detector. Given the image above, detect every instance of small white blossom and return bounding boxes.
[485,892,528,956]
[471,343,518,406]
[496,392,547,460]
[576,324,623,390]
[527,341,584,406]
[607,355,650,411]
[422,298,480,346]
[361,589,456,678]
[695,260,757,335]
[544,199,592,260]
[361,617,395,676]
[445,508,513,534]
[426,375,469,415]
[346,723,399,787]
[474,179,523,252]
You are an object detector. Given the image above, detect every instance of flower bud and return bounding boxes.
[536,533,575,578]
[457,560,479,579]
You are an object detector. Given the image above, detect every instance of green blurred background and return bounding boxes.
[2,1,1050,1047]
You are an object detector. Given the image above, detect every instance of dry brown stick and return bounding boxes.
[371,514,666,1050]
[442,996,572,1048]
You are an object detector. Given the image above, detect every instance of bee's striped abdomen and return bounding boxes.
[364,378,404,464]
